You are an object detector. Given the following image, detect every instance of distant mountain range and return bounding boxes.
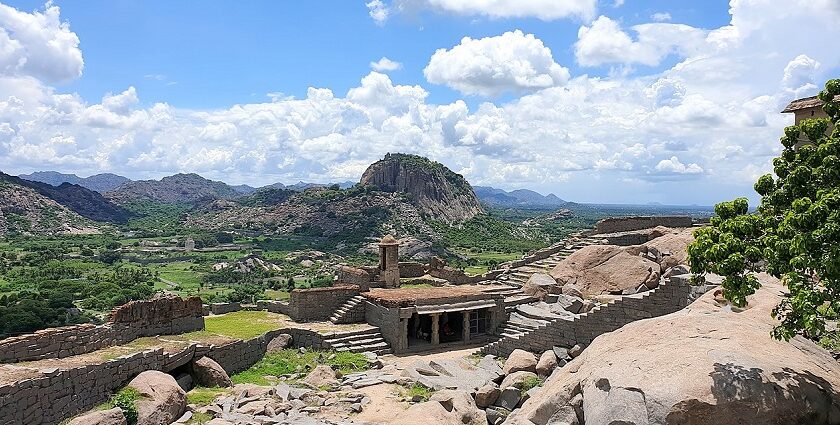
[19,171,131,193]
[473,186,566,208]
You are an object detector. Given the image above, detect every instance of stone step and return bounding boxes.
[324,331,383,345]
[324,326,382,339]
[508,312,549,328]
[335,341,390,353]
[516,304,562,321]
[329,336,386,348]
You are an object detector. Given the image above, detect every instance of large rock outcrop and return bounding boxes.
[550,245,661,297]
[395,389,487,425]
[359,153,483,223]
[505,275,840,425]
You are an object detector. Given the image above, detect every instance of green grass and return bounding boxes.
[186,387,230,406]
[455,250,522,262]
[400,283,434,289]
[106,387,143,424]
[151,262,204,288]
[263,289,290,300]
[464,265,489,276]
[231,349,369,386]
[203,311,288,339]
[520,376,544,394]
[401,383,434,402]
[186,412,213,425]
[819,331,839,352]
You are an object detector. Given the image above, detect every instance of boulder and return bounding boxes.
[485,406,510,425]
[551,245,662,297]
[554,293,584,314]
[535,350,558,377]
[494,387,521,410]
[568,344,583,358]
[643,228,694,271]
[475,383,501,408]
[302,365,340,389]
[127,370,186,425]
[502,349,537,375]
[266,334,293,353]
[505,274,840,425]
[394,389,486,425]
[66,408,126,425]
[500,371,538,390]
[402,359,497,391]
[561,283,583,299]
[522,273,562,301]
[552,346,571,362]
[190,356,232,387]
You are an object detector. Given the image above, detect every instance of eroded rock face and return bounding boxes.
[302,365,340,389]
[550,245,661,297]
[359,153,483,223]
[128,370,186,425]
[190,356,232,388]
[505,275,840,425]
[396,389,487,425]
[66,407,126,425]
[266,334,293,353]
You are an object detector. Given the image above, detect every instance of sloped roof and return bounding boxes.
[782,95,839,113]
[379,234,398,245]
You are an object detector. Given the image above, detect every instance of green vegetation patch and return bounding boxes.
[203,310,288,340]
[106,387,143,425]
[231,349,368,386]
[186,386,231,406]
[401,382,434,402]
[520,376,545,395]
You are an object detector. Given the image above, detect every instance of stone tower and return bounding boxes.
[379,234,400,288]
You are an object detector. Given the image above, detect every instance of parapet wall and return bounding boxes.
[398,261,426,278]
[336,265,373,291]
[482,275,705,357]
[286,285,360,321]
[0,327,335,425]
[0,296,204,364]
[594,216,693,234]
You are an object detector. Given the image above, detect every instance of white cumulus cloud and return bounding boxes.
[654,156,704,174]
[651,12,672,22]
[424,30,570,96]
[366,0,389,25]
[0,2,82,83]
[369,57,402,72]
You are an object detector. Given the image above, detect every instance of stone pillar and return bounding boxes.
[400,318,409,351]
[462,311,471,342]
[378,235,400,288]
[431,313,440,345]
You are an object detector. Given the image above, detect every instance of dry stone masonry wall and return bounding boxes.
[482,275,704,357]
[594,216,693,234]
[286,285,360,321]
[0,296,204,364]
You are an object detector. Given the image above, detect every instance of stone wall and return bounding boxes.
[364,301,402,351]
[0,327,335,425]
[0,296,204,364]
[594,216,693,234]
[335,265,372,291]
[286,285,360,321]
[398,261,426,278]
[482,275,703,357]
[210,302,242,315]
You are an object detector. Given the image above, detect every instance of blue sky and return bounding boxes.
[31,0,730,109]
[0,0,838,205]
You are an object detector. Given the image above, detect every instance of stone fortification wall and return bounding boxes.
[398,261,426,278]
[364,301,402,351]
[0,296,204,364]
[210,302,242,315]
[286,285,360,321]
[0,327,334,425]
[594,216,693,234]
[335,265,372,291]
[482,275,703,357]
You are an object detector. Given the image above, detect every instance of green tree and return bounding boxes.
[688,79,840,340]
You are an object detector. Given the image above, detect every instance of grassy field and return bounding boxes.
[457,250,523,262]
[203,311,290,339]
[263,289,290,300]
[231,349,368,386]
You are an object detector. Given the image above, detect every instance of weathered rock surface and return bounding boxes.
[359,153,483,223]
[500,371,538,390]
[128,370,186,425]
[402,359,498,391]
[395,389,486,425]
[266,334,293,353]
[550,244,662,297]
[190,356,232,388]
[505,275,840,425]
[522,273,562,301]
[535,350,558,377]
[476,384,501,408]
[66,407,126,425]
[302,365,340,389]
[503,349,538,375]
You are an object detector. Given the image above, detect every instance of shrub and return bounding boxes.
[108,387,142,425]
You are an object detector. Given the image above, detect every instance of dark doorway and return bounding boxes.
[439,311,463,343]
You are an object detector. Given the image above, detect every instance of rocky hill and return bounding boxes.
[1,172,130,223]
[0,177,100,236]
[19,171,131,193]
[360,153,483,223]
[106,173,240,204]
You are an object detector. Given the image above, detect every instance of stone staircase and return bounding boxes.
[329,295,366,324]
[479,275,704,357]
[324,327,392,355]
[491,236,604,288]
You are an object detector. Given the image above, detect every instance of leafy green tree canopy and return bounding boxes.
[688,79,840,340]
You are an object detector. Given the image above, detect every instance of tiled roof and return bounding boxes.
[782,95,839,113]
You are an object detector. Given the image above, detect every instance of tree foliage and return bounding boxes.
[688,79,840,340]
